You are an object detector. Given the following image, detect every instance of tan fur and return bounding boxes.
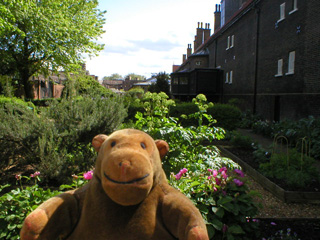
[20,129,209,240]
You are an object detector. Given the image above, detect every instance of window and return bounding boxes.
[221,0,225,26]
[225,71,233,84]
[278,3,286,22]
[275,59,283,77]
[196,61,201,66]
[173,78,179,85]
[180,77,188,85]
[289,0,298,14]
[230,35,234,48]
[226,36,230,50]
[286,51,295,75]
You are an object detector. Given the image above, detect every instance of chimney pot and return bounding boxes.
[201,22,203,28]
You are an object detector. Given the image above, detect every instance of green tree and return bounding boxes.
[0,0,106,98]
[149,72,171,96]
[125,73,146,81]
[102,73,123,80]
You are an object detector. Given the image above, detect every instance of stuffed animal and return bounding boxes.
[20,129,209,240]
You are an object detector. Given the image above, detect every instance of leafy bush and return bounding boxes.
[130,92,261,238]
[0,95,127,184]
[229,131,256,150]
[0,95,35,110]
[207,103,242,131]
[170,167,261,240]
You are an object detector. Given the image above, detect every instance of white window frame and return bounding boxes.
[230,35,234,48]
[229,70,233,84]
[289,0,298,14]
[225,72,229,83]
[275,59,283,77]
[286,51,295,75]
[226,36,230,50]
[195,61,201,66]
[278,3,286,22]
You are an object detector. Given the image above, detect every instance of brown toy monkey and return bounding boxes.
[20,129,209,240]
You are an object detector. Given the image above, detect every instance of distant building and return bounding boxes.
[172,0,320,121]
[31,64,98,99]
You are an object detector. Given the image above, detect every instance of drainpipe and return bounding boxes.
[253,6,260,114]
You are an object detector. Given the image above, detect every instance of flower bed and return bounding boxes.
[219,146,320,203]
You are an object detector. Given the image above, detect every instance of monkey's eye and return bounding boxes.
[111,141,116,147]
[140,142,146,149]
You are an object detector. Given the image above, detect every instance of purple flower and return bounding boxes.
[234,169,245,177]
[215,177,221,186]
[270,222,277,226]
[219,167,227,173]
[83,170,93,180]
[180,168,188,174]
[234,179,244,186]
[222,224,228,233]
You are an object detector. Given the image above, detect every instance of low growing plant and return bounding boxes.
[0,172,61,240]
[170,166,261,240]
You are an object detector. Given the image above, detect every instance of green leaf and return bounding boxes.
[211,218,223,230]
[215,207,225,218]
[228,225,245,234]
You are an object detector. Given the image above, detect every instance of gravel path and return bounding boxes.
[247,176,320,218]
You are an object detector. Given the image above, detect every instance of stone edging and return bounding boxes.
[218,146,320,204]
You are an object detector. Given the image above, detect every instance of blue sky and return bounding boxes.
[85,0,220,80]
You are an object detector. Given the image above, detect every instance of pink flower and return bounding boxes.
[83,170,93,180]
[219,167,227,173]
[212,170,218,177]
[221,170,228,180]
[15,174,21,180]
[175,173,182,180]
[30,171,40,178]
[234,169,245,177]
[215,177,221,186]
[208,175,212,180]
[180,168,188,174]
[234,179,244,186]
[175,168,188,180]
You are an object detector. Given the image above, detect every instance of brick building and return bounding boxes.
[172,0,320,121]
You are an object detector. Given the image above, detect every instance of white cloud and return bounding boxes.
[85,0,221,79]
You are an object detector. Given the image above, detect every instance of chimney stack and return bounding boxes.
[182,54,187,63]
[214,4,221,33]
[187,44,192,57]
[194,22,204,51]
[204,23,211,42]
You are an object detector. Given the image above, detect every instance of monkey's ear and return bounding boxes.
[155,140,169,159]
[92,134,108,152]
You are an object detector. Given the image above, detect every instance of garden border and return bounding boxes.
[218,146,320,204]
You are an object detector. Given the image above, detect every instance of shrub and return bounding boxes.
[229,131,256,150]
[208,103,242,131]
[0,95,127,184]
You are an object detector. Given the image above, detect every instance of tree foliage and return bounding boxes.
[103,73,123,80]
[148,72,170,96]
[125,73,146,81]
[0,0,106,98]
